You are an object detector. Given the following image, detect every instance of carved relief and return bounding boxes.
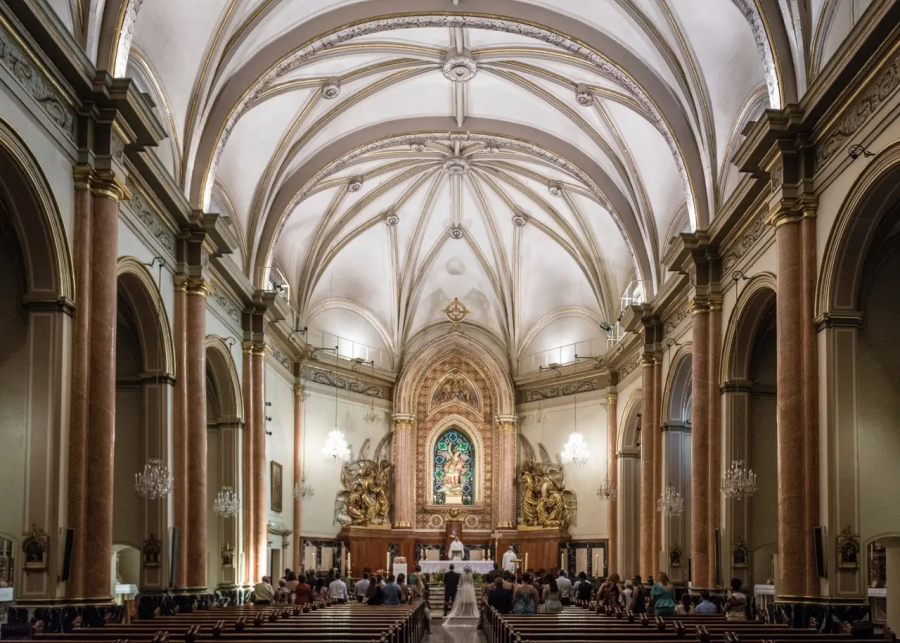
[518,442,576,529]
[308,368,384,398]
[125,180,176,255]
[22,525,48,571]
[335,439,393,527]
[523,378,597,402]
[663,305,691,337]
[722,210,768,271]
[430,370,480,412]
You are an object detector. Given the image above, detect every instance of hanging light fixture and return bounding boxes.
[293,476,315,499]
[135,257,173,500]
[721,459,757,500]
[560,360,590,467]
[657,484,684,517]
[530,365,548,425]
[322,348,350,462]
[362,359,380,424]
[213,486,240,518]
[596,474,618,501]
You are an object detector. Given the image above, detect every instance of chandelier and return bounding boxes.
[721,459,757,500]
[293,476,315,499]
[134,457,173,500]
[560,432,590,466]
[322,429,351,461]
[213,486,240,518]
[596,474,618,501]
[657,485,684,517]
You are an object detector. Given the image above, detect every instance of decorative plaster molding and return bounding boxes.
[523,378,598,402]
[208,281,242,327]
[0,25,74,137]
[305,366,385,398]
[618,358,641,379]
[266,340,294,372]
[722,210,768,272]
[663,304,690,337]
[816,49,900,167]
[124,180,176,255]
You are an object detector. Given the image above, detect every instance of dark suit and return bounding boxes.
[443,570,460,609]
[488,587,513,614]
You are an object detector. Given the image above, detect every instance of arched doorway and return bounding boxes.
[818,143,900,626]
[0,119,73,600]
[722,275,777,588]
[617,393,642,580]
[115,258,174,593]
[205,337,243,589]
[660,348,692,584]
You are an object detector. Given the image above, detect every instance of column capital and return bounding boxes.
[293,383,306,396]
[91,172,131,202]
[495,415,517,431]
[393,413,415,430]
[185,277,211,297]
[690,301,709,316]
[606,391,618,403]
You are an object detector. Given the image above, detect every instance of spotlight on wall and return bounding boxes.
[600,321,613,332]
[848,144,875,160]
[265,430,273,436]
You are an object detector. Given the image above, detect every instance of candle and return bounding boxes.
[386,551,390,573]
[561,552,565,572]
[347,552,351,577]
[524,553,529,572]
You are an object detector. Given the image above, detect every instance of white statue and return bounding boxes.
[449,536,465,561]
[502,546,517,574]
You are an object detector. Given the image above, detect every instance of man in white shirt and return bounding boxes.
[327,572,348,603]
[556,570,573,605]
[354,571,371,603]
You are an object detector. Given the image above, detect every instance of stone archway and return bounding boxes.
[617,391,643,580]
[0,118,74,601]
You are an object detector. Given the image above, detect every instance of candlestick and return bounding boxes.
[560,551,565,572]
[524,553,528,572]
[348,552,351,577]
[386,551,390,573]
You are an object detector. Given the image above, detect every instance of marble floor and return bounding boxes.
[423,625,487,643]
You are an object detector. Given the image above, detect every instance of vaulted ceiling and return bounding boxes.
[52,0,875,371]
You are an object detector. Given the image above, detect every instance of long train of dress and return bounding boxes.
[442,570,480,627]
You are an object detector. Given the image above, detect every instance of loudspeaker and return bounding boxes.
[61,528,75,581]
[814,527,827,578]
[169,527,180,588]
[714,528,722,587]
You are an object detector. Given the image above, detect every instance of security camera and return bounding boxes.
[600,322,613,332]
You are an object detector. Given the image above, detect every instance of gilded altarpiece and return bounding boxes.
[415,356,497,531]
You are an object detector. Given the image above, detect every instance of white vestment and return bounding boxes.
[449,539,465,561]
[444,570,479,626]
[502,550,517,574]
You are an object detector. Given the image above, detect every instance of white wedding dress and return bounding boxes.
[443,569,479,626]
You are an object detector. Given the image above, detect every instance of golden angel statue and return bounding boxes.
[334,436,393,527]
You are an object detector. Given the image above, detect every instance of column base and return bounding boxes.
[392,521,411,528]
[771,596,869,630]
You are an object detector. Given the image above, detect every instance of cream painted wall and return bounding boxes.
[207,428,222,588]
[518,390,609,539]
[299,384,391,538]
[265,363,296,533]
[857,250,900,543]
[113,385,144,549]
[0,243,28,545]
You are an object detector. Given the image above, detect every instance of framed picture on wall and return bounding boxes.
[271,461,283,513]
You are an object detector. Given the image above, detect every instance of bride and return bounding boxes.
[443,566,479,626]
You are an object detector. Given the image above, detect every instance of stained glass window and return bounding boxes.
[433,428,475,506]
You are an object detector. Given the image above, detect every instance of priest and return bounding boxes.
[502,545,517,574]
[448,536,465,561]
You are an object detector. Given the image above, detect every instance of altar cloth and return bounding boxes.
[418,560,496,574]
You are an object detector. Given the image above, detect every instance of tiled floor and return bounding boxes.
[423,624,487,643]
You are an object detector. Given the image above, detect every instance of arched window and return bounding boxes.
[433,428,475,506]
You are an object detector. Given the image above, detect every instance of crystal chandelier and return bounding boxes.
[293,476,315,499]
[657,484,684,517]
[721,459,757,500]
[596,474,618,501]
[134,457,173,500]
[213,486,240,518]
[560,432,590,466]
[322,429,351,461]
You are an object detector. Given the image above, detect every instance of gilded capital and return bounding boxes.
[607,392,618,404]
[690,301,709,316]
[91,172,131,202]
[186,278,211,297]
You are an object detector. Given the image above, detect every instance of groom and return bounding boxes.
[443,564,460,612]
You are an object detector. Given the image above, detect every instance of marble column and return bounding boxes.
[690,302,710,589]
[83,180,125,600]
[252,344,268,580]
[66,168,93,599]
[800,211,820,597]
[496,416,517,529]
[392,414,415,528]
[707,302,722,588]
[607,391,618,573]
[186,280,209,590]
[773,214,805,597]
[241,343,255,584]
[292,384,304,572]
[640,357,655,580]
[172,279,189,589]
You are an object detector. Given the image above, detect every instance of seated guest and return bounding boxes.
[676,592,695,615]
[253,576,274,605]
[621,580,634,610]
[488,577,513,614]
[284,571,299,599]
[294,574,312,606]
[556,570,572,605]
[603,573,621,607]
[313,577,327,602]
[382,574,403,605]
[725,578,748,621]
[631,575,647,613]
[512,572,540,614]
[696,590,718,615]
[355,571,371,603]
[576,571,593,603]
[397,573,409,603]
[328,572,348,603]
[364,574,382,603]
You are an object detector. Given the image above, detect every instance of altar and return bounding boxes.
[418,559,496,574]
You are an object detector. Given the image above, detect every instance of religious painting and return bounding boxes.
[669,545,682,568]
[142,534,162,568]
[433,429,475,506]
[837,525,860,570]
[431,371,481,413]
[731,539,748,568]
[271,461,283,513]
[22,525,48,571]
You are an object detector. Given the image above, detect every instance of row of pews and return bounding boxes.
[485,602,881,643]
[27,600,426,643]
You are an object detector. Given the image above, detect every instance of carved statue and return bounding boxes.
[335,436,393,527]
[517,441,576,529]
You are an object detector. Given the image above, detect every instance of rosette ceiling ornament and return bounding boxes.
[106,1,797,368]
